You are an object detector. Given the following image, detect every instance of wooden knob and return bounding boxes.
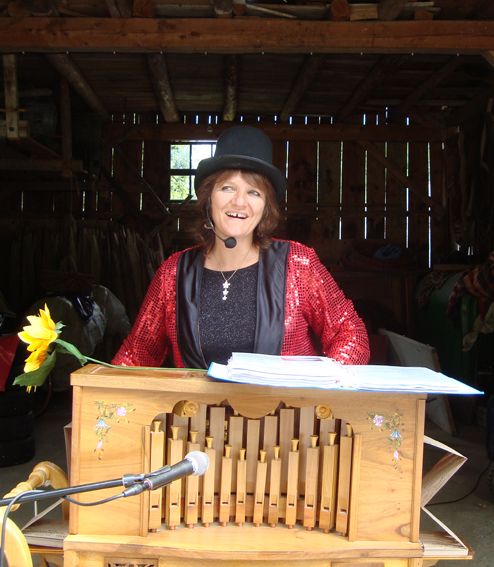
[291,439,299,452]
[259,450,267,463]
[170,425,180,441]
[315,405,331,419]
[206,436,214,449]
[273,446,280,460]
[239,448,246,461]
[190,430,198,444]
[328,432,337,446]
[345,423,353,437]
[224,445,232,458]
[310,435,318,449]
[152,420,161,433]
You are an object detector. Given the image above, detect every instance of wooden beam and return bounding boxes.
[222,54,239,122]
[103,122,457,143]
[3,54,20,140]
[389,55,464,121]
[482,51,494,68]
[1,19,494,54]
[446,83,494,127]
[0,158,82,171]
[0,120,29,138]
[113,144,172,217]
[60,76,72,178]
[279,54,326,123]
[378,0,406,21]
[333,54,403,123]
[359,139,446,217]
[45,53,111,122]
[146,53,180,123]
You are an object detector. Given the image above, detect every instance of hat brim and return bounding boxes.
[195,155,287,202]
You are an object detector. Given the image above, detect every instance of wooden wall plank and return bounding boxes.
[429,141,447,266]
[384,138,408,247]
[365,114,386,241]
[341,140,365,240]
[318,139,342,265]
[408,138,429,267]
[286,139,318,245]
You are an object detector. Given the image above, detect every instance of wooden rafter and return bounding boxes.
[279,54,326,123]
[223,54,239,122]
[147,53,180,123]
[45,53,111,121]
[333,54,403,123]
[446,82,494,127]
[359,140,446,217]
[2,20,494,54]
[389,55,464,122]
[103,122,456,143]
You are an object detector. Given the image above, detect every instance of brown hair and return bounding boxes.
[195,169,281,254]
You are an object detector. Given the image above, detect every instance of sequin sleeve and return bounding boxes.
[283,242,370,365]
[111,252,183,367]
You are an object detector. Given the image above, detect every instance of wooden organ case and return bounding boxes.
[64,365,469,567]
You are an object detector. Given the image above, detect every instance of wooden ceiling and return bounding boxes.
[1,0,494,149]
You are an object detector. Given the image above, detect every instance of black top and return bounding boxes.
[199,263,258,366]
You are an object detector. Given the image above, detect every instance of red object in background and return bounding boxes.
[0,334,20,391]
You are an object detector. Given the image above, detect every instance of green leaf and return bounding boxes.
[55,338,88,365]
[13,349,58,388]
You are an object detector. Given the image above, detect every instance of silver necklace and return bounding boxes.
[213,248,251,301]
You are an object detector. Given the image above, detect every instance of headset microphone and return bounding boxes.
[206,207,237,249]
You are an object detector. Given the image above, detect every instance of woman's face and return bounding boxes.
[209,172,267,245]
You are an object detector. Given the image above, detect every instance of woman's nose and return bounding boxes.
[232,190,247,205]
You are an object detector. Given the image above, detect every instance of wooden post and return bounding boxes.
[3,54,19,140]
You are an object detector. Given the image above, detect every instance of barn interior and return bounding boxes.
[1,1,494,565]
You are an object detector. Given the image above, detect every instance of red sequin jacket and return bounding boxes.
[112,240,370,368]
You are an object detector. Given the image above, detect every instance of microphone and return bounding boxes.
[206,207,237,249]
[122,451,210,497]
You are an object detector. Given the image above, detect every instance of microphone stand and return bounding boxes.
[0,469,169,508]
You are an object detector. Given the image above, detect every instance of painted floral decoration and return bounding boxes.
[367,411,404,468]
[15,303,120,392]
[93,401,135,459]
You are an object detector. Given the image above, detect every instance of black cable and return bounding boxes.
[63,493,124,506]
[426,461,492,506]
[0,489,43,567]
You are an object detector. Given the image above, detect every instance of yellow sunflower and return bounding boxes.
[24,348,48,373]
[18,304,59,370]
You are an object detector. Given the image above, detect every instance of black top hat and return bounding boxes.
[194,126,287,202]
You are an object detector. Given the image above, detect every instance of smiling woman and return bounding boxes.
[112,126,370,372]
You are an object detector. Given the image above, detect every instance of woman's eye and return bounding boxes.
[221,185,233,191]
[249,190,261,197]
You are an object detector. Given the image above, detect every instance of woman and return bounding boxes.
[112,126,369,368]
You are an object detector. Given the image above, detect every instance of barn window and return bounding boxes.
[170,142,216,200]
